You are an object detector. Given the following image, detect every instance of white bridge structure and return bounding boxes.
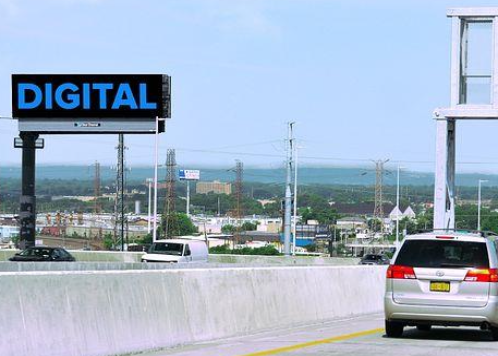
[434,8,498,229]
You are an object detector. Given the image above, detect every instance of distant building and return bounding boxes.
[52,195,95,202]
[257,199,276,207]
[288,224,331,247]
[388,205,416,221]
[336,217,367,232]
[196,180,232,195]
[0,226,19,242]
[256,218,281,234]
[239,231,281,249]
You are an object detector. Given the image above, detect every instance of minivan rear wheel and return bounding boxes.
[385,320,404,338]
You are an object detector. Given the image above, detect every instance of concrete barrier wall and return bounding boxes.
[0,260,359,272]
[72,250,143,262]
[0,250,360,265]
[0,261,210,272]
[0,249,17,261]
[0,266,386,356]
[0,250,143,263]
[210,254,361,265]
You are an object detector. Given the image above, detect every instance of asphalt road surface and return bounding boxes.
[143,313,498,356]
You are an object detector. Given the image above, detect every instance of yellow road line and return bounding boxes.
[236,327,384,356]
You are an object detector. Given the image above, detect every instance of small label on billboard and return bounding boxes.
[74,122,101,128]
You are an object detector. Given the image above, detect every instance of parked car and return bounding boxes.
[359,254,390,265]
[141,239,208,263]
[384,231,498,340]
[9,246,76,262]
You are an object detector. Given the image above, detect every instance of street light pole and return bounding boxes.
[147,178,153,234]
[292,145,299,255]
[283,122,294,256]
[152,117,159,243]
[396,165,401,248]
[478,179,488,231]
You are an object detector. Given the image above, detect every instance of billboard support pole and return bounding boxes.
[19,132,39,249]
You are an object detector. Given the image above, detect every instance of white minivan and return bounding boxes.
[385,231,498,340]
[141,239,208,263]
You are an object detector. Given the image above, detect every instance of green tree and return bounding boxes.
[241,222,257,231]
[399,217,417,235]
[136,233,152,245]
[209,245,280,255]
[221,224,235,234]
[305,243,317,252]
[103,233,114,250]
[415,209,433,231]
[161,212,197,237]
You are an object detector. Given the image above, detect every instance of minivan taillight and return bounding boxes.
[387,265,417,279]
[464,268,498,283]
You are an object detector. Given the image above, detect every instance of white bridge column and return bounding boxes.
[433,118,456,230]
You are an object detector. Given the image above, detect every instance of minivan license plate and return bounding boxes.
[430,281,450,292]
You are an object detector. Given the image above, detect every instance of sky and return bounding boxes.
[1,0,498,173]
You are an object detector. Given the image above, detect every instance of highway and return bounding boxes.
[147,314,498,356]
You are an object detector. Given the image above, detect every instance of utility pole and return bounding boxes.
[284,122,294,256]
[115,134,126,251]
[478,179,488,231]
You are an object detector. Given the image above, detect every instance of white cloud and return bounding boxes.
[177,1,281,38]
[0,0,20,17]
[208,3,281,37]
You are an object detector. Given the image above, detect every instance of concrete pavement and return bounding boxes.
[146,313,498,356]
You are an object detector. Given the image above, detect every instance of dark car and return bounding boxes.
[9,247,75,262]
[359,254,390,265]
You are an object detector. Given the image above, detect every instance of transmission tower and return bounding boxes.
[94,161,101,215]
[229,159,244,248]
[234,160,243,222]
[114,134,127,250]
[164,149,177,238]
[372,159,389,232]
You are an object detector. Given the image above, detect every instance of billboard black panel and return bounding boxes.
[12,74,171,119]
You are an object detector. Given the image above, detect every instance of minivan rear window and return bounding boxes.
[395,240,489,268]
